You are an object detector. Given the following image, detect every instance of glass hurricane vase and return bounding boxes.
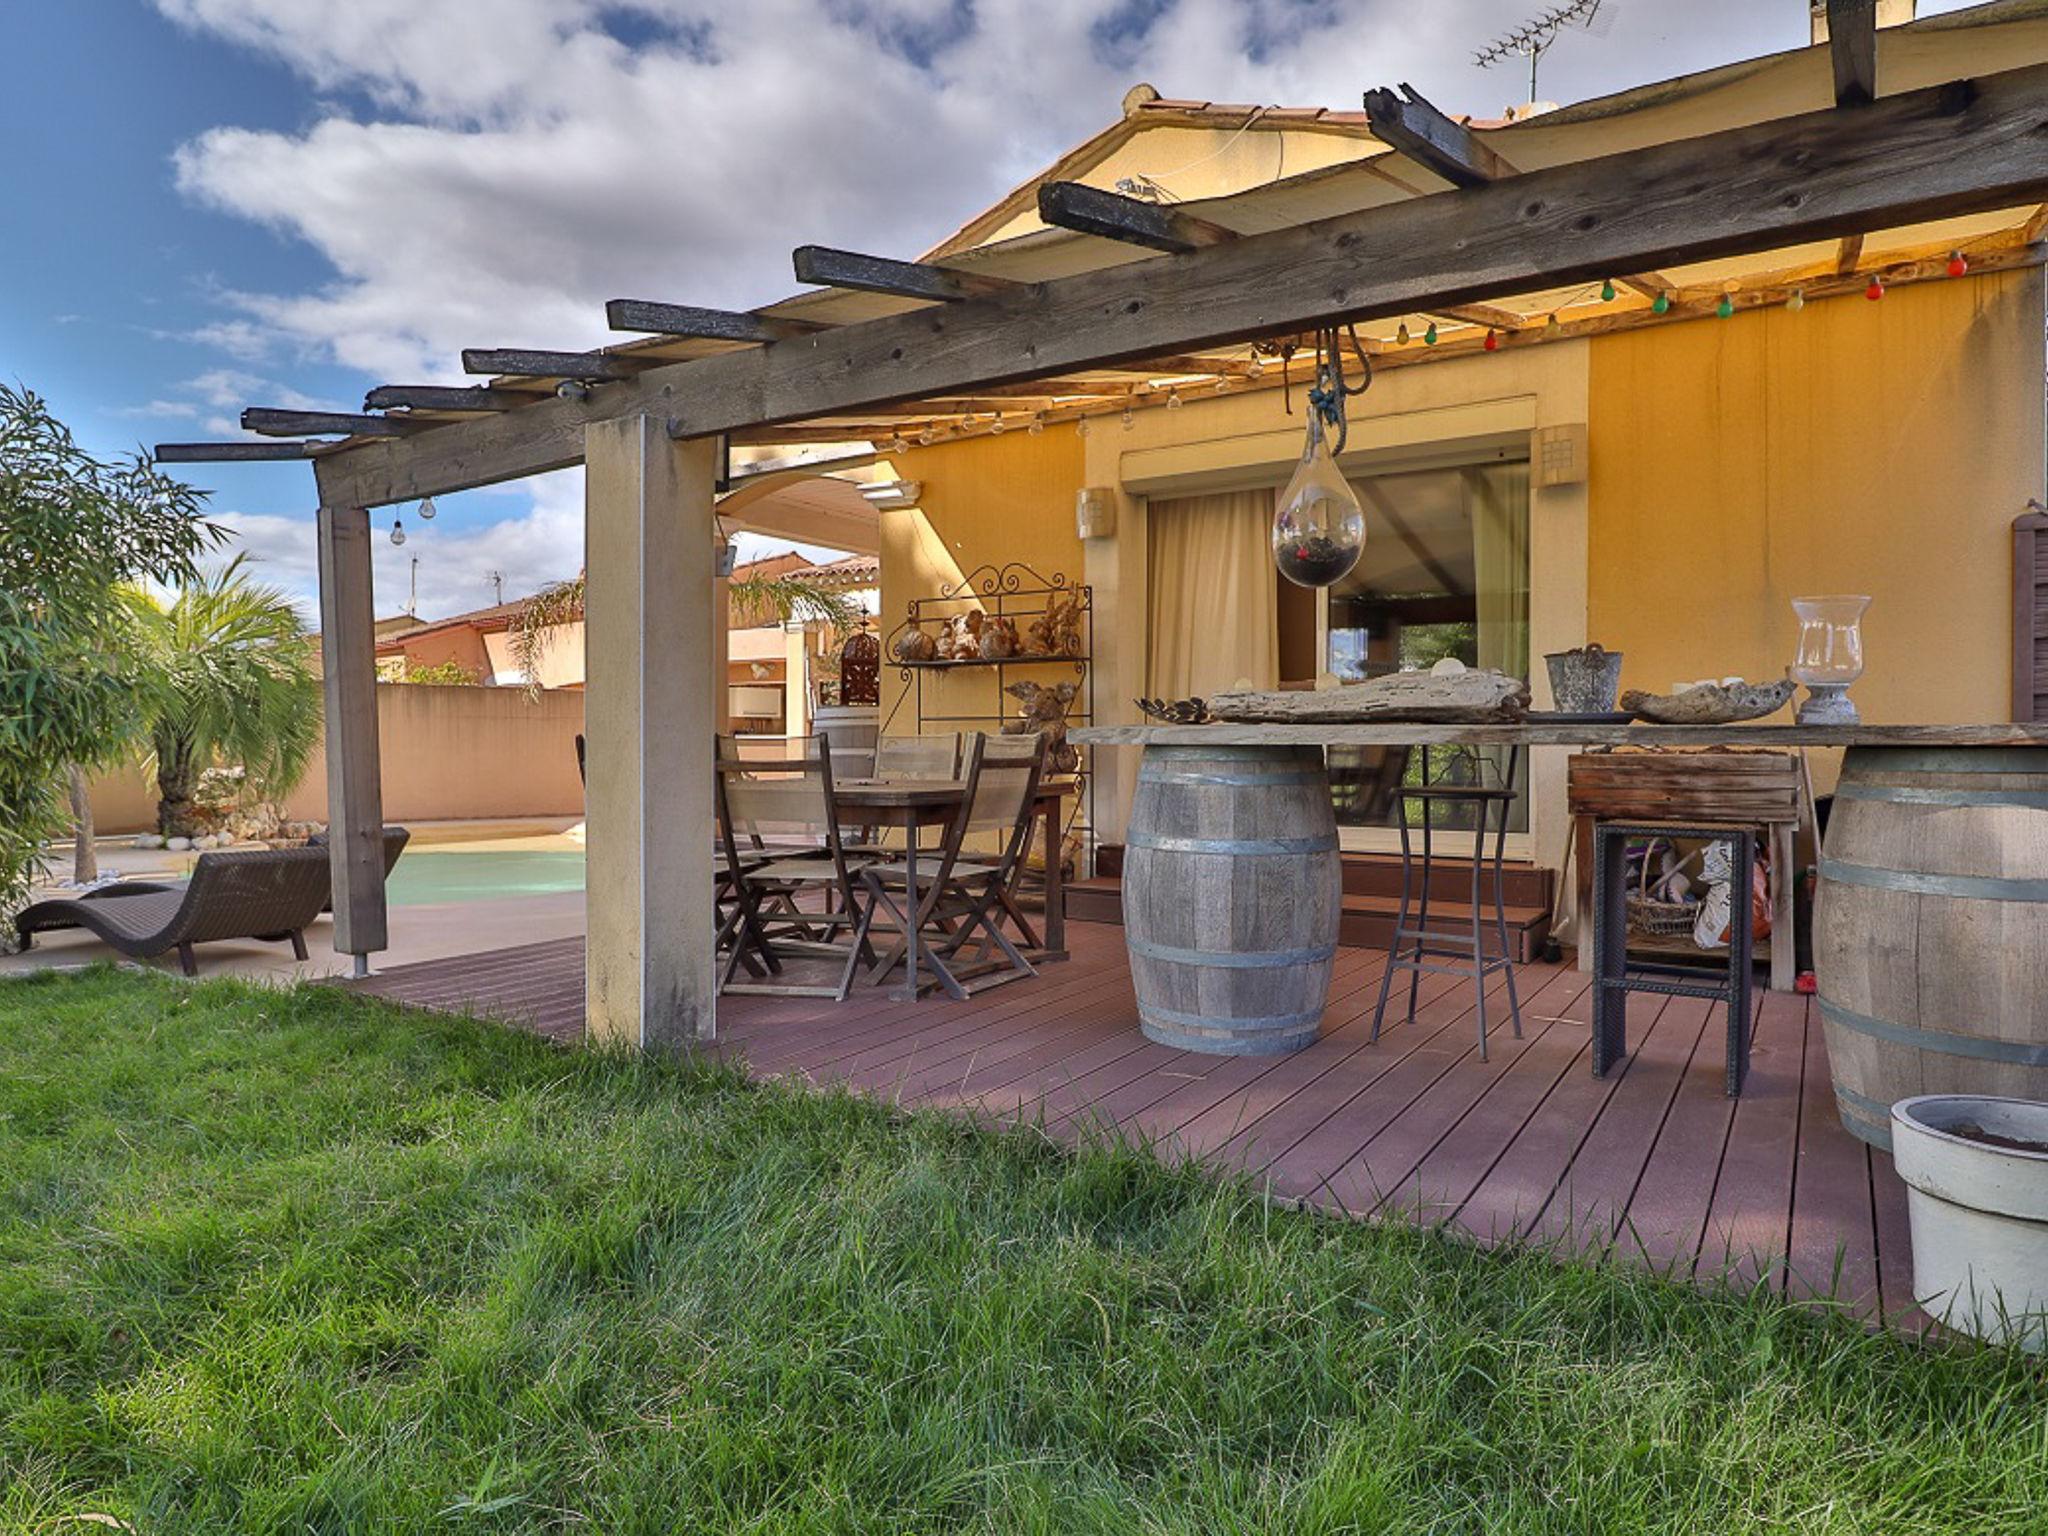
[1792,594,1871,725]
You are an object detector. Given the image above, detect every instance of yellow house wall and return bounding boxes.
[1587,267,2045,792]
[876,428,1087,742]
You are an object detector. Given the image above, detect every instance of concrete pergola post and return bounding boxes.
[582,416,719,1047]
[315,504,388,976]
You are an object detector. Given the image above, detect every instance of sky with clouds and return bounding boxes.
[4,0,1985,620]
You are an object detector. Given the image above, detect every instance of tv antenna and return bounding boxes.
[487,569,505,605]
[1474,0,1606,104]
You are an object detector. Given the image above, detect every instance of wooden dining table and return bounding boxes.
[832,775,1076,999]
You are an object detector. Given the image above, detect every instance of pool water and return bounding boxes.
[384,849,587,905]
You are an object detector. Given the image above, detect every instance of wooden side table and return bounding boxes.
[1567,750,1801,992]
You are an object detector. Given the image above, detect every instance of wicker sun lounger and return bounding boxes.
[15,828,410,975]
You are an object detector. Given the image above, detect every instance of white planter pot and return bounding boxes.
[1892,1095,2048,1351]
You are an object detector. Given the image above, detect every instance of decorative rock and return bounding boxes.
[165,837,192,853]
[1621,677,1795,725]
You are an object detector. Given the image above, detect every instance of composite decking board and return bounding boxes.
[1482,992,1702,1251]
[1374,969,1598,1227]
[1869,1153,1937,1337]
[341,938,1905,1329]
[1697,990,1809,1295]
[1148,963,1475,1168]
[1305,974,1586,1217]
[1785,1008,1882,1312]
[1231,961,1543,1200]
[1611,990,1766,1279]
[730,943,1132,1076]
[844,984,1142,1104]
[1088,952,1408,1148]
[763,968,1139,1087]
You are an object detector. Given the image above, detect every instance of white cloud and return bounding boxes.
[215,467,587,622]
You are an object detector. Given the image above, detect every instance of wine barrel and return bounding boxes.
[1123,744,1342,1055]
[1815,746,2048,1149]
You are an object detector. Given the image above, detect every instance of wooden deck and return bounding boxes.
[345,921,1927,1331]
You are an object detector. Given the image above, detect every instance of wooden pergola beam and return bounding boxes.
[364,385,529,412]
[1829,0,1879,108]
[242,408,421,439]
[1362,83,1515,188]
[1428,302,1526,331]
[1034,181,1239,254]
[155,441,325,462]
[604,300,820,342]
[460,348,642,381]
[792,245,1029,303]
[315,63,2048,508]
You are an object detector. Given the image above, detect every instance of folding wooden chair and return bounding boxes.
[858,732,1044,998]
[715,739,873,999]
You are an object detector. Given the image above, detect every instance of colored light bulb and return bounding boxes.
[1865,276,1884,301]
[1947,250,1968,278]
[1424,321,1438,346]
[1716,294,1734,318]
[1651,292,1671,314]
[1600,278,1616,302]
[1786,287,1805,313]
[1483,329,1499,352]
[1396,322,1411,346]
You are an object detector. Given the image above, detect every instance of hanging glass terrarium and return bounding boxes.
[1272,326,1370,588]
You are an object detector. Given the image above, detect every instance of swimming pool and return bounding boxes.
[384,849,587,905]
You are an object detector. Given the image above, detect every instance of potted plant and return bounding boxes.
[1892,1095,2048,1351]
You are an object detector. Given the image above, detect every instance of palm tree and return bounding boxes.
[122,557,323,837]
[510,565,857,696]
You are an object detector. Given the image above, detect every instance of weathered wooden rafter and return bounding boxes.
[303,62,2048,506]
[1034,181,1239,254]
[242,407,422,439]
[1428,302,1527,331]
[605,300,821,342]
[155,441,327,462]
[1361,84,1513,188]
[364,385,531,412]
[460,348,642,381]
[1829,0,1879,108]
[792,245,1030,303]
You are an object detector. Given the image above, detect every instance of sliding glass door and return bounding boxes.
[1321,457,1531,845]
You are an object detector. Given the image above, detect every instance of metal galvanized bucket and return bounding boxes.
[1544,644,1625,714]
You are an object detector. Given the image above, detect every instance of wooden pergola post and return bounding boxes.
[582,415,719,1047]
[314,504,388,975]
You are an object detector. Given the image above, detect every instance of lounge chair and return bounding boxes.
[15,829,410,976]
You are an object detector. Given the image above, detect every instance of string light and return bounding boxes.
[916,427,936,445]
[1651,292,1672,315]
[1947,249,1969,278]
[1543,312,1562,339]
[1076,417,1090,437]
[389,516,407,548]
[1121,403,1136,430]
[1213,377,1230,393]
[1482,328,1499,352]
[1600,278,1617,302]
[1715,294,1735,319]
[1865,275,1885,301]
[1027,415,1044,435]
[1423,321,1439,346]
[1786,286,1806,313]
[417,496,436,521]
[1396,321,1411,346]
[1166,387,1184,410]
[989,412,1006,435]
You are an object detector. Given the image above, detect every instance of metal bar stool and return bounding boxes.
[1371,743,1524,1060]
[1591,820,1754,1095]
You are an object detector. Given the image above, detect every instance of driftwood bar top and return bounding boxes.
[1072,722,2048,749]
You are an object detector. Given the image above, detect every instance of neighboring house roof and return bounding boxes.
[791,553,879,588]
[374,597,530,653]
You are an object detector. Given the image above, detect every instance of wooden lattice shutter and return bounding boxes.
[2017,505,2048,722]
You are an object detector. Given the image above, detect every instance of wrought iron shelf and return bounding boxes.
[894,654,1086,671]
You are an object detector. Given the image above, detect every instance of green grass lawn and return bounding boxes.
[2,971,2044,1533]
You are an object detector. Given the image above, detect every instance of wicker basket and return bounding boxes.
[1625,841,1702,937]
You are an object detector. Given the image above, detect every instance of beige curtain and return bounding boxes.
[1468,462,1530,680]
[1146,489,1280,700]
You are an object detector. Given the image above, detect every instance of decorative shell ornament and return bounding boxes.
[978,615,1021,660]
[1134,696,1213,725]
[893,625,937,664]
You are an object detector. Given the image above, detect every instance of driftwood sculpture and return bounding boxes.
[1207,669,1529,724]
[1007,680,1080,773]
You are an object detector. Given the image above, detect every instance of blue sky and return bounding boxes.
[4,0,1981,621]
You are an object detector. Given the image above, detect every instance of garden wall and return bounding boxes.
[88,683,588,834]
